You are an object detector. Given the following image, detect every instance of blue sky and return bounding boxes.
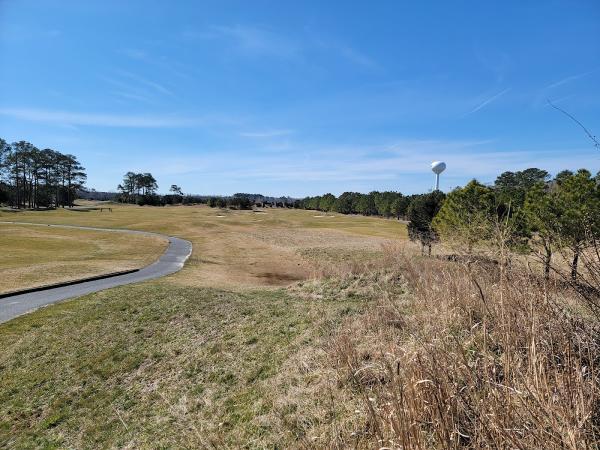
[0,1,599,196]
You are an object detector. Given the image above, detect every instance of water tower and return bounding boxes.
[431,161,446,191]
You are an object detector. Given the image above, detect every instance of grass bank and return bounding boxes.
[1,203,408,447]
[2,229,598,446]
[0,282,365,448]
[4,203,597,447]
[325,250,600,448]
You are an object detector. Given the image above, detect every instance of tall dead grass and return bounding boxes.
[325,244,600,448]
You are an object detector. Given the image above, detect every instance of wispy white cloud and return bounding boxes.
[82,137,595,195]
[118,48,194,81]
[134,139,539,180]
[185,24,378,69]
[100,70,174,104]
[0,107,223,128]
[1,25,62,42]
[111,91,154,104]
[463,88,511,117]
[532,69,597,108]
[545,70,596,90]
[312,36,379,69]
[473,48,512,83]
[226,144,590,185]
[337,45,378,69]
[240,129,294,138]
[114,70,173,96]
[543,93,576,105]
[118,48,148,60]
[101,76,154,104]
[197,25,301,60]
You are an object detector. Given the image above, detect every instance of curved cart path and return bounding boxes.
[0,221,192,324]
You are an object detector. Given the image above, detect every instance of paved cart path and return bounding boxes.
[0,221,192,323]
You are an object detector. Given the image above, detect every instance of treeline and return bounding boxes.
[0,138,86,209]
[298,191,412,218]
[115,172,185,206]
[207,194,251,209]
[418,168,599,283]
[300,167,600,282]
[115,174,279,209]
[206,193,294,209]
[117,171,160,205]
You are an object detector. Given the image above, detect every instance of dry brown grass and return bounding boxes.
[0,203,409,447]
[0,203,405,290]
[306,245,600,448]
[0,223,167,293]
[5,202,598,447]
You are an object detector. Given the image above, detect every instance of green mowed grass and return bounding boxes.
[0,281,364,448]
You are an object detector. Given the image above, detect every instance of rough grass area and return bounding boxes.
[0,202,406,289]
[324,252,600,448]
[0,224,167,293]
[0,202,407,447]
[2,219,598,446]
[297,247,383,267]
[4,202,597,447]
[0,282,366,448]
